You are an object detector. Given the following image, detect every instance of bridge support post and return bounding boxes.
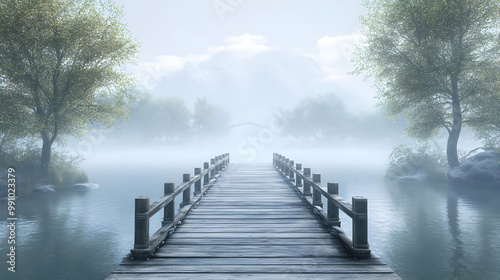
[180,173,191,208]
[352,196,369,251]
[295,163,302,189]
[303,168,312,196]
[289,160,295,181]
[194,168,202,195]
[284,158,290,177]
[327,183,341,227]
[203,162,209,186]
[210,158,215,179]
[134,197,150,250]
[163,183,175,225]
[312,174,323,208]
[215,156,220,174]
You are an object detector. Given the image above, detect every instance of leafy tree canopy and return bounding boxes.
[0,0,139,177]
[354,0,500,167]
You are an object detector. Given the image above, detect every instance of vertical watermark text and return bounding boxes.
[6,167,16,273]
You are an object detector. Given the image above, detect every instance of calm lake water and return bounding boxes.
[1,148,499,280]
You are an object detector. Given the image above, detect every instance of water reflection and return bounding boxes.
[447,188,466,278]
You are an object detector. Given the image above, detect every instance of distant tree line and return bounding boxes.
[108,95,230,142]
[282,93,406,144]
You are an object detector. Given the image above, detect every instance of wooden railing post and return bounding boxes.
[284,158,289,177]
[163,183,175,226]
[180,173,191,208]
[194,168,202,195]
[210,158,215,178]
[312,173,323,208]
[134,196,150,250]
[215,156,220,174]
[289,160,295,181]
[295,163,302,189]
[352,196,368,250]
[203,162,209,186]
[303,168,312,196]
[327,183,340,227]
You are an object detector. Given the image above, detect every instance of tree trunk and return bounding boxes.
[447,75,462,168]
[447,125,461,168]
[40,138,53,180]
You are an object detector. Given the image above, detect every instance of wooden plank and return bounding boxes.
[165,227,327,233]
[163,238,338,246]
[106,273,402,280]
[180,219,322,224]
[118,257,388,266]
[153,245,350,258]
[112,264,395,273]
[161,232,335,239]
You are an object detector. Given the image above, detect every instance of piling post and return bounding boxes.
[210,158,215,179]
[163,183,175,226]
[284,158,290,178]
[312,173,323,208]
[134,197,150,250]
[203,162,209,186]
[327,183,341,227]
[295,163,302,189]
[215,156,220,174]
[289,160,295,181]
[180,173,191,208]
[194,168,202,195]
[352,196,369,250]
[303,168,312,196]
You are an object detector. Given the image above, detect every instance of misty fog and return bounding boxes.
[1,1,499,280]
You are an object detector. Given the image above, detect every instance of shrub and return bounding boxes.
[0,140,88,196]
[386,142,447,182]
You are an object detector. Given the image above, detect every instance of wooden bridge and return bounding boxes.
[106,153,400,279]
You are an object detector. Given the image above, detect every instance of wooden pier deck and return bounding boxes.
[107,155,400,279]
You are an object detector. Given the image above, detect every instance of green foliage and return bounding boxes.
[284,93,350,139]
[354,0,500,167]
[386,142,447,181]
[0,140,87,196]
[283,92,405,142]
[115,94,191,140]
[0,0,140,176]
[193,97,230,135]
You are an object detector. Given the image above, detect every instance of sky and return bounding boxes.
[114,0,375,125]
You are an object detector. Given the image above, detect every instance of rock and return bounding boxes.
[448,150,500,188]
[68,183,99,190]
[32,185,56,193]
[396,172,427,183]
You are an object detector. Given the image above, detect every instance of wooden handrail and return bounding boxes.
[131,153,230,259]
[273,153,371,258]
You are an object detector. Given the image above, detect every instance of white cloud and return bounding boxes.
[137,33,274,90]
[224,34,273,58]
[315,33,365,81]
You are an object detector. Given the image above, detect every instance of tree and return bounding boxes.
[353,0,500,167]
[115,95,191,140]
[192,97,229,135]
[284,93,351,139]
[0,0,139,178]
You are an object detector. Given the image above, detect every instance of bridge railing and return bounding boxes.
[131,153,230,259]
[273,153,370,258]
